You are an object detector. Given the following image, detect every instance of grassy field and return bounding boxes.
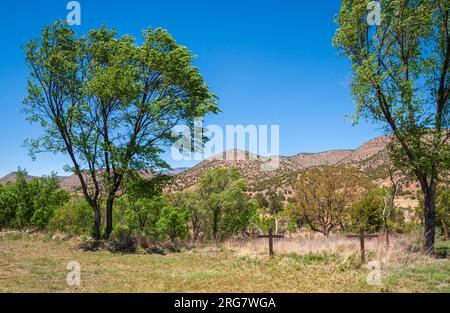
[0,233,449,293]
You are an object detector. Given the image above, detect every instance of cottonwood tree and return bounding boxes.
[334,0,450,254]
[198,168,255,241]
[292,167,366,237]
[24,21,218,239]
[166,191,205,242]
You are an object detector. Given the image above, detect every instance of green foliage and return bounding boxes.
[0,189,18,228]
[198,168,256,240]
[333,0,450,253]
[435,188,450,239]
[49,198,94,235]
[156,205,189,243]
[23,21,218,238]
[166,191,205,241]
[118,196,163,238]
[116,174,170,237]
[0,169,69,230]
[256,215,276,234]
[350,188,384,233]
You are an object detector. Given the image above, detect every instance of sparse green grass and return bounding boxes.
[0,235,448,293]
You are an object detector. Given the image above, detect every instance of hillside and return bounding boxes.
[1,135,391,191]
[167,135,391,192]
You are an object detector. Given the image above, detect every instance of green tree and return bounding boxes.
[0,188,18,228]
[333,0,450,254]
[49,197,95,235]
[7,169,68,229]
[119,196,163,238]
[156,205,189,244]
[24,21,218,239]
[351,188,385,233]
[166,191,205,242]
[198,168,255,241]
[13,170,34,227]
[30,175,69,229]
[117,173,170,236]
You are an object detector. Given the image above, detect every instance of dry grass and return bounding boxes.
[225,234,393,259]
[0,232,448,293]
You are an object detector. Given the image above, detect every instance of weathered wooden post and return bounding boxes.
[347,229,378,264]
[257,228,284,257]
[268,228,274,256]
[359,228,366,264]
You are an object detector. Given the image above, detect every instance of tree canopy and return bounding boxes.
[333,0,450,254]
[24,21,218,239]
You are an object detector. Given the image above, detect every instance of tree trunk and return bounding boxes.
[104,196,115,240]
[93,208,101,240]
[193,226,200,242]
[212,208,220,241]
[422,184,437,255]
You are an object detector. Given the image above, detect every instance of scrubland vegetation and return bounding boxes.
[1,167,449,251]
[0,166,449,293]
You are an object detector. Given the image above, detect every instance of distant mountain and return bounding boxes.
[166,136,391,192]
[0,172,69,185]
[1,135,423,209]
[0,168,188,190]
[0,136,392,193]
[0,172,38,185]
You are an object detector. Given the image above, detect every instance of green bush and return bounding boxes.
[350,188,384,233]
[49,198,94,235]
[156,205,189,243]
[116,196,163,238]
[0,190,18,228]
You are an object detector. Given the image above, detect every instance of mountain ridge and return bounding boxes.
[0,135,391,192]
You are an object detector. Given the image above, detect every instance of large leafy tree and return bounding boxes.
[333,0,450,254]
[166,191,205,242]
[198,168,256,241]
[24,21,218,239]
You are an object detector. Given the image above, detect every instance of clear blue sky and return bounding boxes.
[0,0,383,177]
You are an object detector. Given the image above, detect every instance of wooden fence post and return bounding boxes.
[359,228,365,264]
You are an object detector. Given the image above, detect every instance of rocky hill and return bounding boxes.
[0,135,393,194]
[167,135,391,192]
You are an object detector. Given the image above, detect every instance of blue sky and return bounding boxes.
[0,0,383,177]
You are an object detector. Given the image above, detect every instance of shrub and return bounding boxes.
[108,224,136,252]
[0,190,18,228]
[156,205,189,243]
[2,170,69,229]
[49,198,94,235]
[350,188,384,233]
